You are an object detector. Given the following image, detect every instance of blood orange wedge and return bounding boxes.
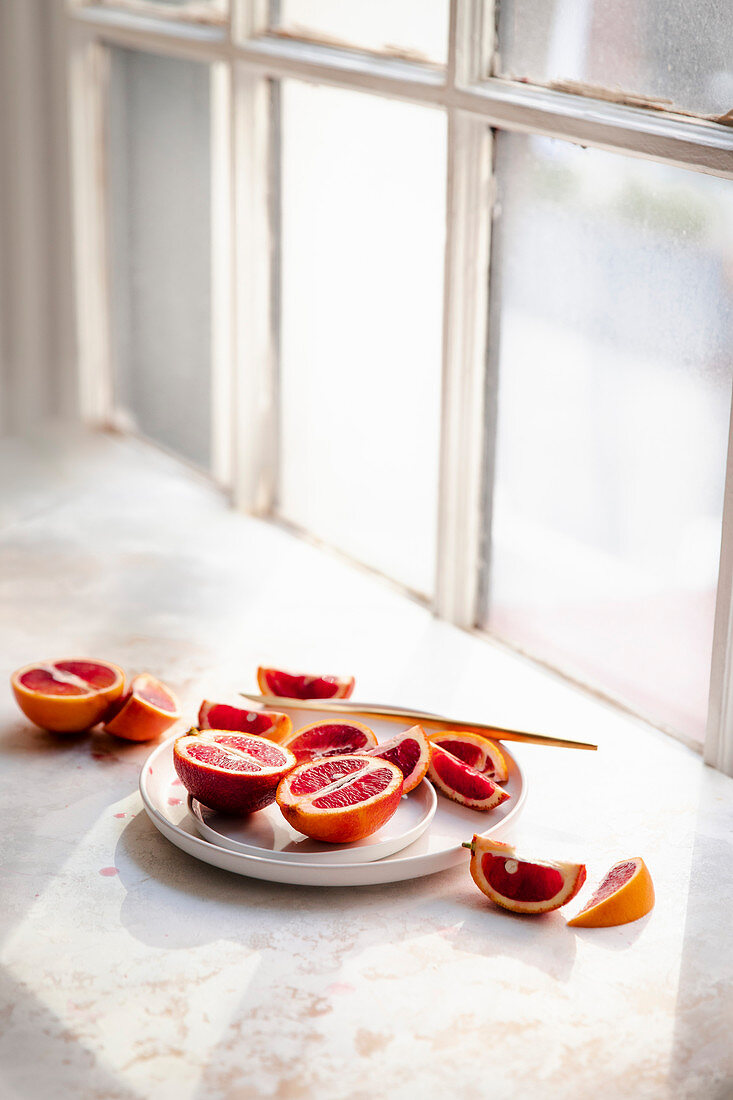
[105,673,180,742]
[364,724,431,794]
[257,666,355,700]
[282,720,377,762]
[276,754,403,843]
[198,701,292,743]
[427,744,510,811]
[567,857,654,928]
[11,658,125,732]
[465,836,587,915]
[429,730,508,783]
[175,730,297,814]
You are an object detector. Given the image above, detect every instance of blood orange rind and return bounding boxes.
[198,701,292,743]
[276,754,404,843]
[257,666,355,700]
[364,724,431,794]
[567,857,654,928]
[105,673,180,742]
[174,729,297,814]
[427,744,510,811]
[282,719,377,763]
[465,836,587,915]
[429,730,508,783]
[10,658,125,733]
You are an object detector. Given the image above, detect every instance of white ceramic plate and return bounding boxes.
[139,707,527,887]
[189,778,436,864]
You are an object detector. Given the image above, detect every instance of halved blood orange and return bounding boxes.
[427,744,510,811]
[567,857,654,928]
[198,701,292,743]
[276,754,403,842]
[257,666,355,700]
[466,836,587,915]
[175,730,297,814]
[429,730,508,783]
[105,673,180,742]
[364,724,431,793]
[10,658,125,732]
[282,720,377,762]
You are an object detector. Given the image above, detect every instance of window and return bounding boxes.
[66,0,733,771]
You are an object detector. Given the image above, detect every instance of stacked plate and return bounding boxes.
[139,706,526,887]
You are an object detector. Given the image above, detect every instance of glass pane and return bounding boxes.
[497,0,733,119]
[108,48,212,470]
[483,133,733,742]
[272,0,448,66]
[278,82,446,597]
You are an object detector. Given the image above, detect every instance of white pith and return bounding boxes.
[178,733,293,776]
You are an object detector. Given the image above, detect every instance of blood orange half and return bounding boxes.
[198,701,292,743]
[105,673,180,742]
[427,744,510,811]
[174,730,297,814]
[466,836,587,915]
[11,658,125,732]
[257,666,355,700]
[276,754,403,842]
[567,857,654,928]
[282,720,377,762]
[364,724,431,793]
[429,731,508,783]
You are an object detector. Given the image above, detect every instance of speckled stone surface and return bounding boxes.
[1,428,732,1100]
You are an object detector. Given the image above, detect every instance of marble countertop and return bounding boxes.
[1,428,731,1100]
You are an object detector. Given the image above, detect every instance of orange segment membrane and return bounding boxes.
[290,757,365,796]
[205,734,287,767]
[376,739,421,775]
[482,853,564,902]
[186,742,262,773]
[436,739,484,769]
[289,723,371,757]
[20,660,117,695]
[311,767,396,809]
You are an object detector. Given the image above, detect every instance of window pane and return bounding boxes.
[496,0,733,118]
[272,1,448,66]
[108,48,212,470]
[278,82,446,597]
[483,133,733,741]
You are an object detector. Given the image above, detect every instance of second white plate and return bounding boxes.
[189,779,436,864]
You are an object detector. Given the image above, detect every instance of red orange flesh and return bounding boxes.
[567,857,654,927]
[257,666,355,700]
[276,754,403,842]
[467,836,587,914]
[11,658,125,732]
[365,724,431,793]
[174,730,297,814]
[282,720,376,762]
[428,730,508,783]
[198,701,292,743]
[105,673,179,742]
[428,744,510,811]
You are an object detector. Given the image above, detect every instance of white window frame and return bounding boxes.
[65,0,733,773]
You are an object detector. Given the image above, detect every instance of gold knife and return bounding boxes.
[239,693,597,751]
